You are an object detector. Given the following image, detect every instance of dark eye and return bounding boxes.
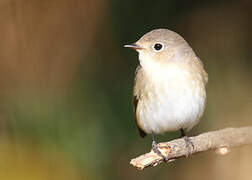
[154,43,163,51]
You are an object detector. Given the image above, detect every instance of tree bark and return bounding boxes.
[130,127,252,170]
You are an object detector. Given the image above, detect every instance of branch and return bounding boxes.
[130,127,252,170]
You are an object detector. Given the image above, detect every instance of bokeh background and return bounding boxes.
[0,0,251,179]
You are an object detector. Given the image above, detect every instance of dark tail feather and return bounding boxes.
[138,127,146,138]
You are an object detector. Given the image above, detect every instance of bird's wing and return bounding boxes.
[196,57,208,85]
[133,66,146,138]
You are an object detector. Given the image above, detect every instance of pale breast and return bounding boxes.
[134,63,207,134]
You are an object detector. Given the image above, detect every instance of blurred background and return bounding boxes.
[0,0,251,179]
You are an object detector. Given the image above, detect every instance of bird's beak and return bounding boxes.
[124,43,142,50]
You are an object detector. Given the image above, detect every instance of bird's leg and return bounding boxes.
[180,129,194,156]
[152,133,168,161]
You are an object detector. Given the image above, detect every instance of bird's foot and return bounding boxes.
[183,136,194,157]
[152,141,168,162]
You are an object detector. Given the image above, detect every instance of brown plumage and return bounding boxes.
[132,66,146,138]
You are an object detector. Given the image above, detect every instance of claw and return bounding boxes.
[152,141,168,161]
[183,136,194,157]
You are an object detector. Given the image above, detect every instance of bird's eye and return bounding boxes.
[153,43,163,51]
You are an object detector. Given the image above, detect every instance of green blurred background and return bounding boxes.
[0,0,251,179]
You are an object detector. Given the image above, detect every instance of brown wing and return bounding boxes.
[133,66,146,138]
[133,95,146,138]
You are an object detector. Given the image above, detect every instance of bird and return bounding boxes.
[124,29,208,159]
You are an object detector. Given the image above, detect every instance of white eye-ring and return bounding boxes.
[153,43,164,52]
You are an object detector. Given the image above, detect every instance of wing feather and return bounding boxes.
[133,66,146,138]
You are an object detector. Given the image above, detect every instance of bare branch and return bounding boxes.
[130,127,252,170]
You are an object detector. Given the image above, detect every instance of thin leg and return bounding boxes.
[180,129,194,156]
[180,128,186,137]
[151,132,168,161]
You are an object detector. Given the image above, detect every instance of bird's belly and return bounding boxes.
[137,83,206,134]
